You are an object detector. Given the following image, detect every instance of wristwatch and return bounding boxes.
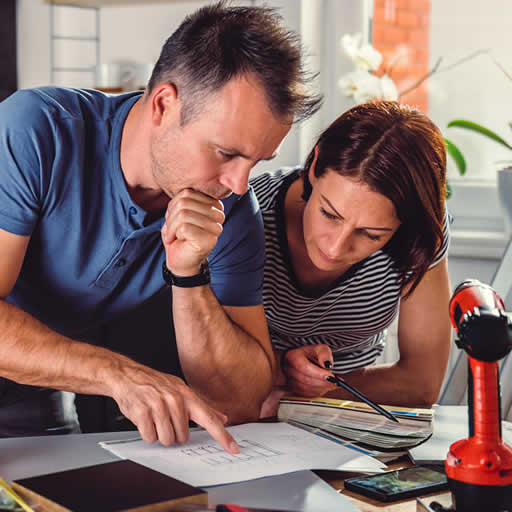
[161,260,210,288]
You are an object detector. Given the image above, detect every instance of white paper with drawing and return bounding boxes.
[100,422,385,486]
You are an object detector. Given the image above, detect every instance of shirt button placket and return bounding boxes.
[115,258,126,268]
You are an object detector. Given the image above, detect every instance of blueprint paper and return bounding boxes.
[208,470,362,512]
[100,422,384,487]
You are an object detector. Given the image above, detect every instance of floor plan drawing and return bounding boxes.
[100,421,386,486]
[181,439,282,465]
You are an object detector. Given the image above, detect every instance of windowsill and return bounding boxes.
[447,179,509,260]
[449,229,509,260]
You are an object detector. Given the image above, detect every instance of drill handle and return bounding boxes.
[467,356,502,442]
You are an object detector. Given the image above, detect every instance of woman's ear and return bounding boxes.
[308,145,320,185]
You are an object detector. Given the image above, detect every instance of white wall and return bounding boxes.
[17,0,52,88]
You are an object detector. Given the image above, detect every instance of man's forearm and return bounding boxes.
[0,299,240,449]
[0,299,131,396]
[172,286,274,423]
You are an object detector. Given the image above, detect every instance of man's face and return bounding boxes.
[149,75,292,199]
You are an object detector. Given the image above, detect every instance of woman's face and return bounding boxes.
[303,166,401,273]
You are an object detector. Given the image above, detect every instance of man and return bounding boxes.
[0,2,322,449]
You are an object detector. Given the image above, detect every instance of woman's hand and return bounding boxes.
[281,345,338,397]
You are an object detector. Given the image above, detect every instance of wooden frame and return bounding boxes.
[0,0,17,102]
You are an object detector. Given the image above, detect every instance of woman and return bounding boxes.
[251,101,451,414]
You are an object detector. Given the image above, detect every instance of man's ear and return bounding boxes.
[150,83,179,126]
[308,145,320,185]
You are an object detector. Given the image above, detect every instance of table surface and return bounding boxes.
[0,431,452,511]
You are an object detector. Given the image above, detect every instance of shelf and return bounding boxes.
[46,0,182,6]
[49,2,100,86]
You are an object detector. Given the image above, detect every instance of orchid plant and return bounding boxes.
[338,33,399,103]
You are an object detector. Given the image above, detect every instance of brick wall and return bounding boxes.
[372,0,431,112]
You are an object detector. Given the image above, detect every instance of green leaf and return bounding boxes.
[446,180,452,199]
[445,138,467,176]
[447,119,512,151]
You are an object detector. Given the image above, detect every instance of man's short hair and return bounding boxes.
[147,1,322,124]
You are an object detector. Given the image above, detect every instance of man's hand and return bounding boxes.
[110,363,239,453]
[161,189,225,276]
[282,345,338,397]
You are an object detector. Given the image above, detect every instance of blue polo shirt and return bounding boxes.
[0,87,265,345]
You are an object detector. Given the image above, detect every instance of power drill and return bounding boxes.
[442,279,512,511]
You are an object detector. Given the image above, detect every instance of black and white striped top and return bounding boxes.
[250,168,449,375]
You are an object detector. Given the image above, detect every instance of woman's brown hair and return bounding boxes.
[302,101,447,298]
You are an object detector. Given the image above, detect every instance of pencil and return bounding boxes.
[307,359,400,423]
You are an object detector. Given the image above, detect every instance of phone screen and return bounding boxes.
[344,465,448,502]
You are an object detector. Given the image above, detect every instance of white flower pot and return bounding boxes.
[497,167,512,234]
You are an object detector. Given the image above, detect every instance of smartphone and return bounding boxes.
[344,465,448,503]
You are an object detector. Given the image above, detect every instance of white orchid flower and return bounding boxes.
[341,33,382,71]
[355,44,383,71]
[340,33,362,61]
[338,70,383,103]
[338,70,366,98]
[353,74,383,103]
[380,74,399,100]
[339,32,400,105]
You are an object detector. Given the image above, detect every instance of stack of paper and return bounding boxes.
[286,420,411,462]
[278,397,432,453]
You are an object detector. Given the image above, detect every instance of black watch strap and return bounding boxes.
[162,260,210,288]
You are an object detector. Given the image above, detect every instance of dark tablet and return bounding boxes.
[344,465,448,503]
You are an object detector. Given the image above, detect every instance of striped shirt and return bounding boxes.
[250,168,449,374]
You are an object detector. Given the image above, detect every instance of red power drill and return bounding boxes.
[445,279,512,511]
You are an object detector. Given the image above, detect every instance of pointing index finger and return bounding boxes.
[190,402,240,454]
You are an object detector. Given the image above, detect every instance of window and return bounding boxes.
[372,0,511,257]
[429,0,511,243]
